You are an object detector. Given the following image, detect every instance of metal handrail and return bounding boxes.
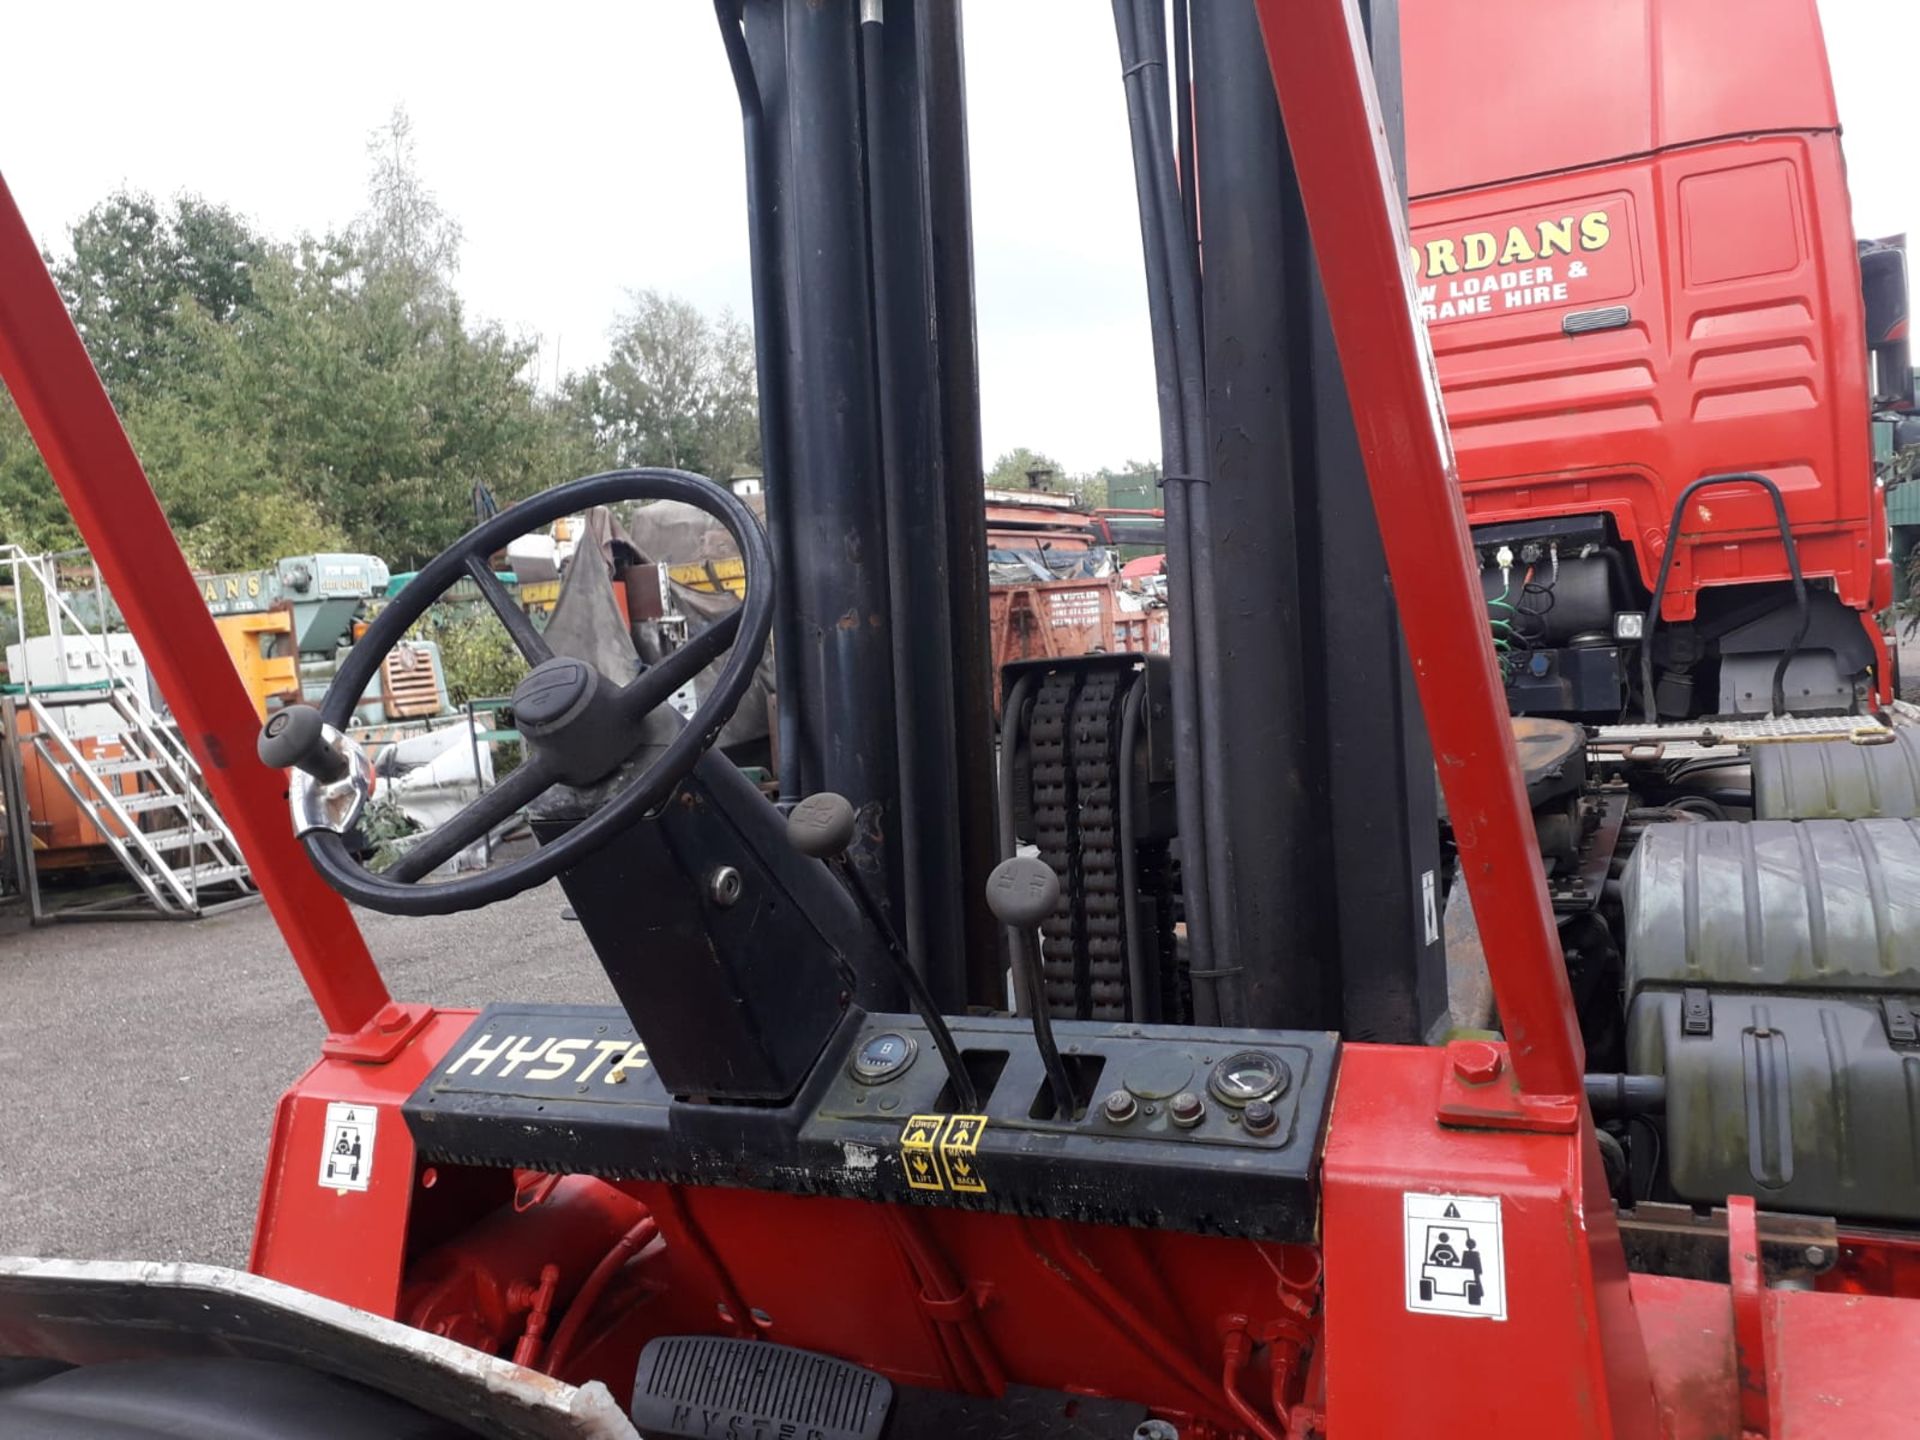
[5,544,252,906]
[22,694,195,910]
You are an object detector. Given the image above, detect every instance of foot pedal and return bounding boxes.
[631,1337,893,1440]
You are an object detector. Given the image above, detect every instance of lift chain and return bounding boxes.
[1027,668,1130,1021]
[1028,671,1081,1017]
[1072,670,1127,1019]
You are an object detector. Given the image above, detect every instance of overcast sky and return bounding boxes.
[1,1,1912,475]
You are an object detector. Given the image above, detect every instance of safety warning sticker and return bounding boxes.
[1404,1191,1505,1320]
[900,1114,946,1191]
[319,1101,378,1193]
[938,1115,988,1194]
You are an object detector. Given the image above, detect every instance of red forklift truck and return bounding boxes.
[1,1,1916,1436]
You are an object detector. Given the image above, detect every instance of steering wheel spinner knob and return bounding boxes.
[258,705,348,783]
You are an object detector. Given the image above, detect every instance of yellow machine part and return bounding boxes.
[212,610,299,722]
[668,557,747,598]
[517,579,561,614]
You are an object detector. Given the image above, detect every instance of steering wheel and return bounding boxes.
[257,468,773,917]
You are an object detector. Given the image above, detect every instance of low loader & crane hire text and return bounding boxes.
[1410,207,1617,323]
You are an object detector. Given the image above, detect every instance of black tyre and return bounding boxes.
[0,1357,476,1438]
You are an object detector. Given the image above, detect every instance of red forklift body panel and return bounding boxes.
[1403,0,1888,626]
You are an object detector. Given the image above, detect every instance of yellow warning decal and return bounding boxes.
[939,1114,988,1194]
[900,1114,946,1191]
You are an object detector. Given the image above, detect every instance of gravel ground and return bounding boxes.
[0,881,612,1268]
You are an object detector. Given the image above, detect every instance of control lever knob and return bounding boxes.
[787,791,857,859]
[986,856,1061,929]
[257,705,348,784]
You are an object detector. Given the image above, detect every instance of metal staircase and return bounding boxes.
[1,547,255,919]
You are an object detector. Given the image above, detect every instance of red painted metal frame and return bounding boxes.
[1251,0,1582,1108]
[1320,1044,1658,1437]
[0,174,392,1047]
[254,1012,1325,1436]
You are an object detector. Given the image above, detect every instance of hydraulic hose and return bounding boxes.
[1117,674,1154,1022]
[1129,0,1244,1025]
[1111,0,1221,1017]
[996,672,1036,868]
[1223,1328,1287,1440]
[715,0,803,801]
[1638,472,1811,723]
[544,1214,659,1374]
[858,1,933,982]
[1172,0,1200,267]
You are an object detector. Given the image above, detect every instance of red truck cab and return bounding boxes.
[1405,0,1898,718]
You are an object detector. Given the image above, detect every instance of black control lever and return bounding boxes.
[257,705,348,784]
[986,857,1078,1122]
[787,793,979,1112]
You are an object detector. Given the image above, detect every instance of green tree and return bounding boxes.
[0,397,78,553]
[1,111,636,576]
[155,112,598,568]
[217,235,574,565]
[51,191,265,403]
[564,290,759,479]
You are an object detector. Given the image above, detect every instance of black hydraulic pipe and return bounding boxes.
[1585,1073,1667,1117]
[1639,472,1810,723]
[915,0,1003,1011]
[834,853,979,1112]
[1140,0,1244,1025]
[1171,0,1199,269]
[858,2,935,981]
[714,0,803,803]
[790,791,977,1110]
[1116,674,1155,1023]
[996,672,1035,865]
[1118,0,1244,1024]
[1111,0,1217,1014]
[996,670,1037,1012]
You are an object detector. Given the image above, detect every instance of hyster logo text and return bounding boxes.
[668,1404,828,1439]
[445,1033,650,1084]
